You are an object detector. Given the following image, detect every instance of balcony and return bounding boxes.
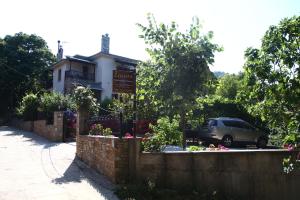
[65,70,95,81]
[65,70,102,91]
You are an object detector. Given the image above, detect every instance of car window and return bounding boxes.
[208,119,217,127]
[222,120,244,128]
[241,122,254,130]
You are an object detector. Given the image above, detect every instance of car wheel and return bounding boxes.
[222,136,233,147]
[257,138,267,148]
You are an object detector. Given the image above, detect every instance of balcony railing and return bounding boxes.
[65,70,95,81]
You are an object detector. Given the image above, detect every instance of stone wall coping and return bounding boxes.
[79,135,142,140]
[142,149,298,154]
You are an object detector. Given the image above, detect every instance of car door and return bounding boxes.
[221,120,241,141]
[239,122,257,142]
[223,120,248,142]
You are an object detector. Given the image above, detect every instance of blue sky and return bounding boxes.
[1,0,299,73]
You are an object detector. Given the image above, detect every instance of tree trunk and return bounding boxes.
[179,109,187,149]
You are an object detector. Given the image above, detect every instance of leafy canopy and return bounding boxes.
[239,16,300,136]
[137,14,222,119]
[0,32,55,117]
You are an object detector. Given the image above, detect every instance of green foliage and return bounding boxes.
[39,92,75,121]
[188,96,267,131]
[89,123,112,136]
[136,61,161,119]
[215,73,243,100]
[239,16,300,137]
[283,134,300,145]
[110,94,134,121]
[16,93,40,121]
[142,116,182,152]
[0,32,55,117]
[283,156,300,174]
[72,86,99,116]
[99,98,113,115]
[137,14,221,131]
[187,145,204,151]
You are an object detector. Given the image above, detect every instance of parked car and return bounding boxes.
[185,117,268,148]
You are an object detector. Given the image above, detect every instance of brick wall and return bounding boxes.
[33,111,64,142]
[12,111,64,142]
[76,135,130,183]
[11,119,33,132]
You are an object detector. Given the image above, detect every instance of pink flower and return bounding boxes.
[124,133,133,138]
[218,144,229,151]
[288,144,294,151]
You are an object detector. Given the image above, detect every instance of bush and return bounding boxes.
[16,93,40,121]
[142,116,182,152]
[89,123,113,136]
[100,98,113,115]
[39,92,76,121]
[72,86,99,115]
[187,145,204,151]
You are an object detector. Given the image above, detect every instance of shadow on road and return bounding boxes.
[1,126,118,200]
[52,157,116,193]
[0,126,60,149]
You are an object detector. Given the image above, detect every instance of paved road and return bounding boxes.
[0,126,119,200]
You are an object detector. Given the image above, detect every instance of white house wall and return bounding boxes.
[53,64,67,93]
[94,56,116,100]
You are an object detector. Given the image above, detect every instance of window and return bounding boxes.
[222,120,245,128]
[58,69,61,81]
[241,122,255,130]
[208,119,218,127]
[83,66,88,79]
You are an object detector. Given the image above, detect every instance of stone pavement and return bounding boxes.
[0,126,119,200]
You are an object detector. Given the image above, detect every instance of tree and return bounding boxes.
[0,32,55,118]
[239,16,300,137]
[215,73,243,100]
[137,14,221,146]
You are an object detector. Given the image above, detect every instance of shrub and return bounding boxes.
[187,145,203,151]
[72,86,99,115]
[39,92,76,121]
[16,93,40,121]
[142,116,182,152]
[100,98,113,115]
[89,123,112,136]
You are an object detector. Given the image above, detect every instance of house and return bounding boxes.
[52,34,138,101]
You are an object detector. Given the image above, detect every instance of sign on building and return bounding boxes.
[112,70,136,94]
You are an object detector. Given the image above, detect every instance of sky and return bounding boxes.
[1,0,299,73]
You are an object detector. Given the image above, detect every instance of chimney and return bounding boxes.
[101,34,110,54]
[57,40,63,61]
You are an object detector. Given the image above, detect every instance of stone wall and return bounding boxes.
[12,111,64,142]
[11,119,33,132]
[75,134,300,200]
[76,135,130,183]
[137,150,300,200]
[75,113,300,200]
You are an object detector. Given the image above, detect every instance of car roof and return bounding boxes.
[209,117,244,122]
